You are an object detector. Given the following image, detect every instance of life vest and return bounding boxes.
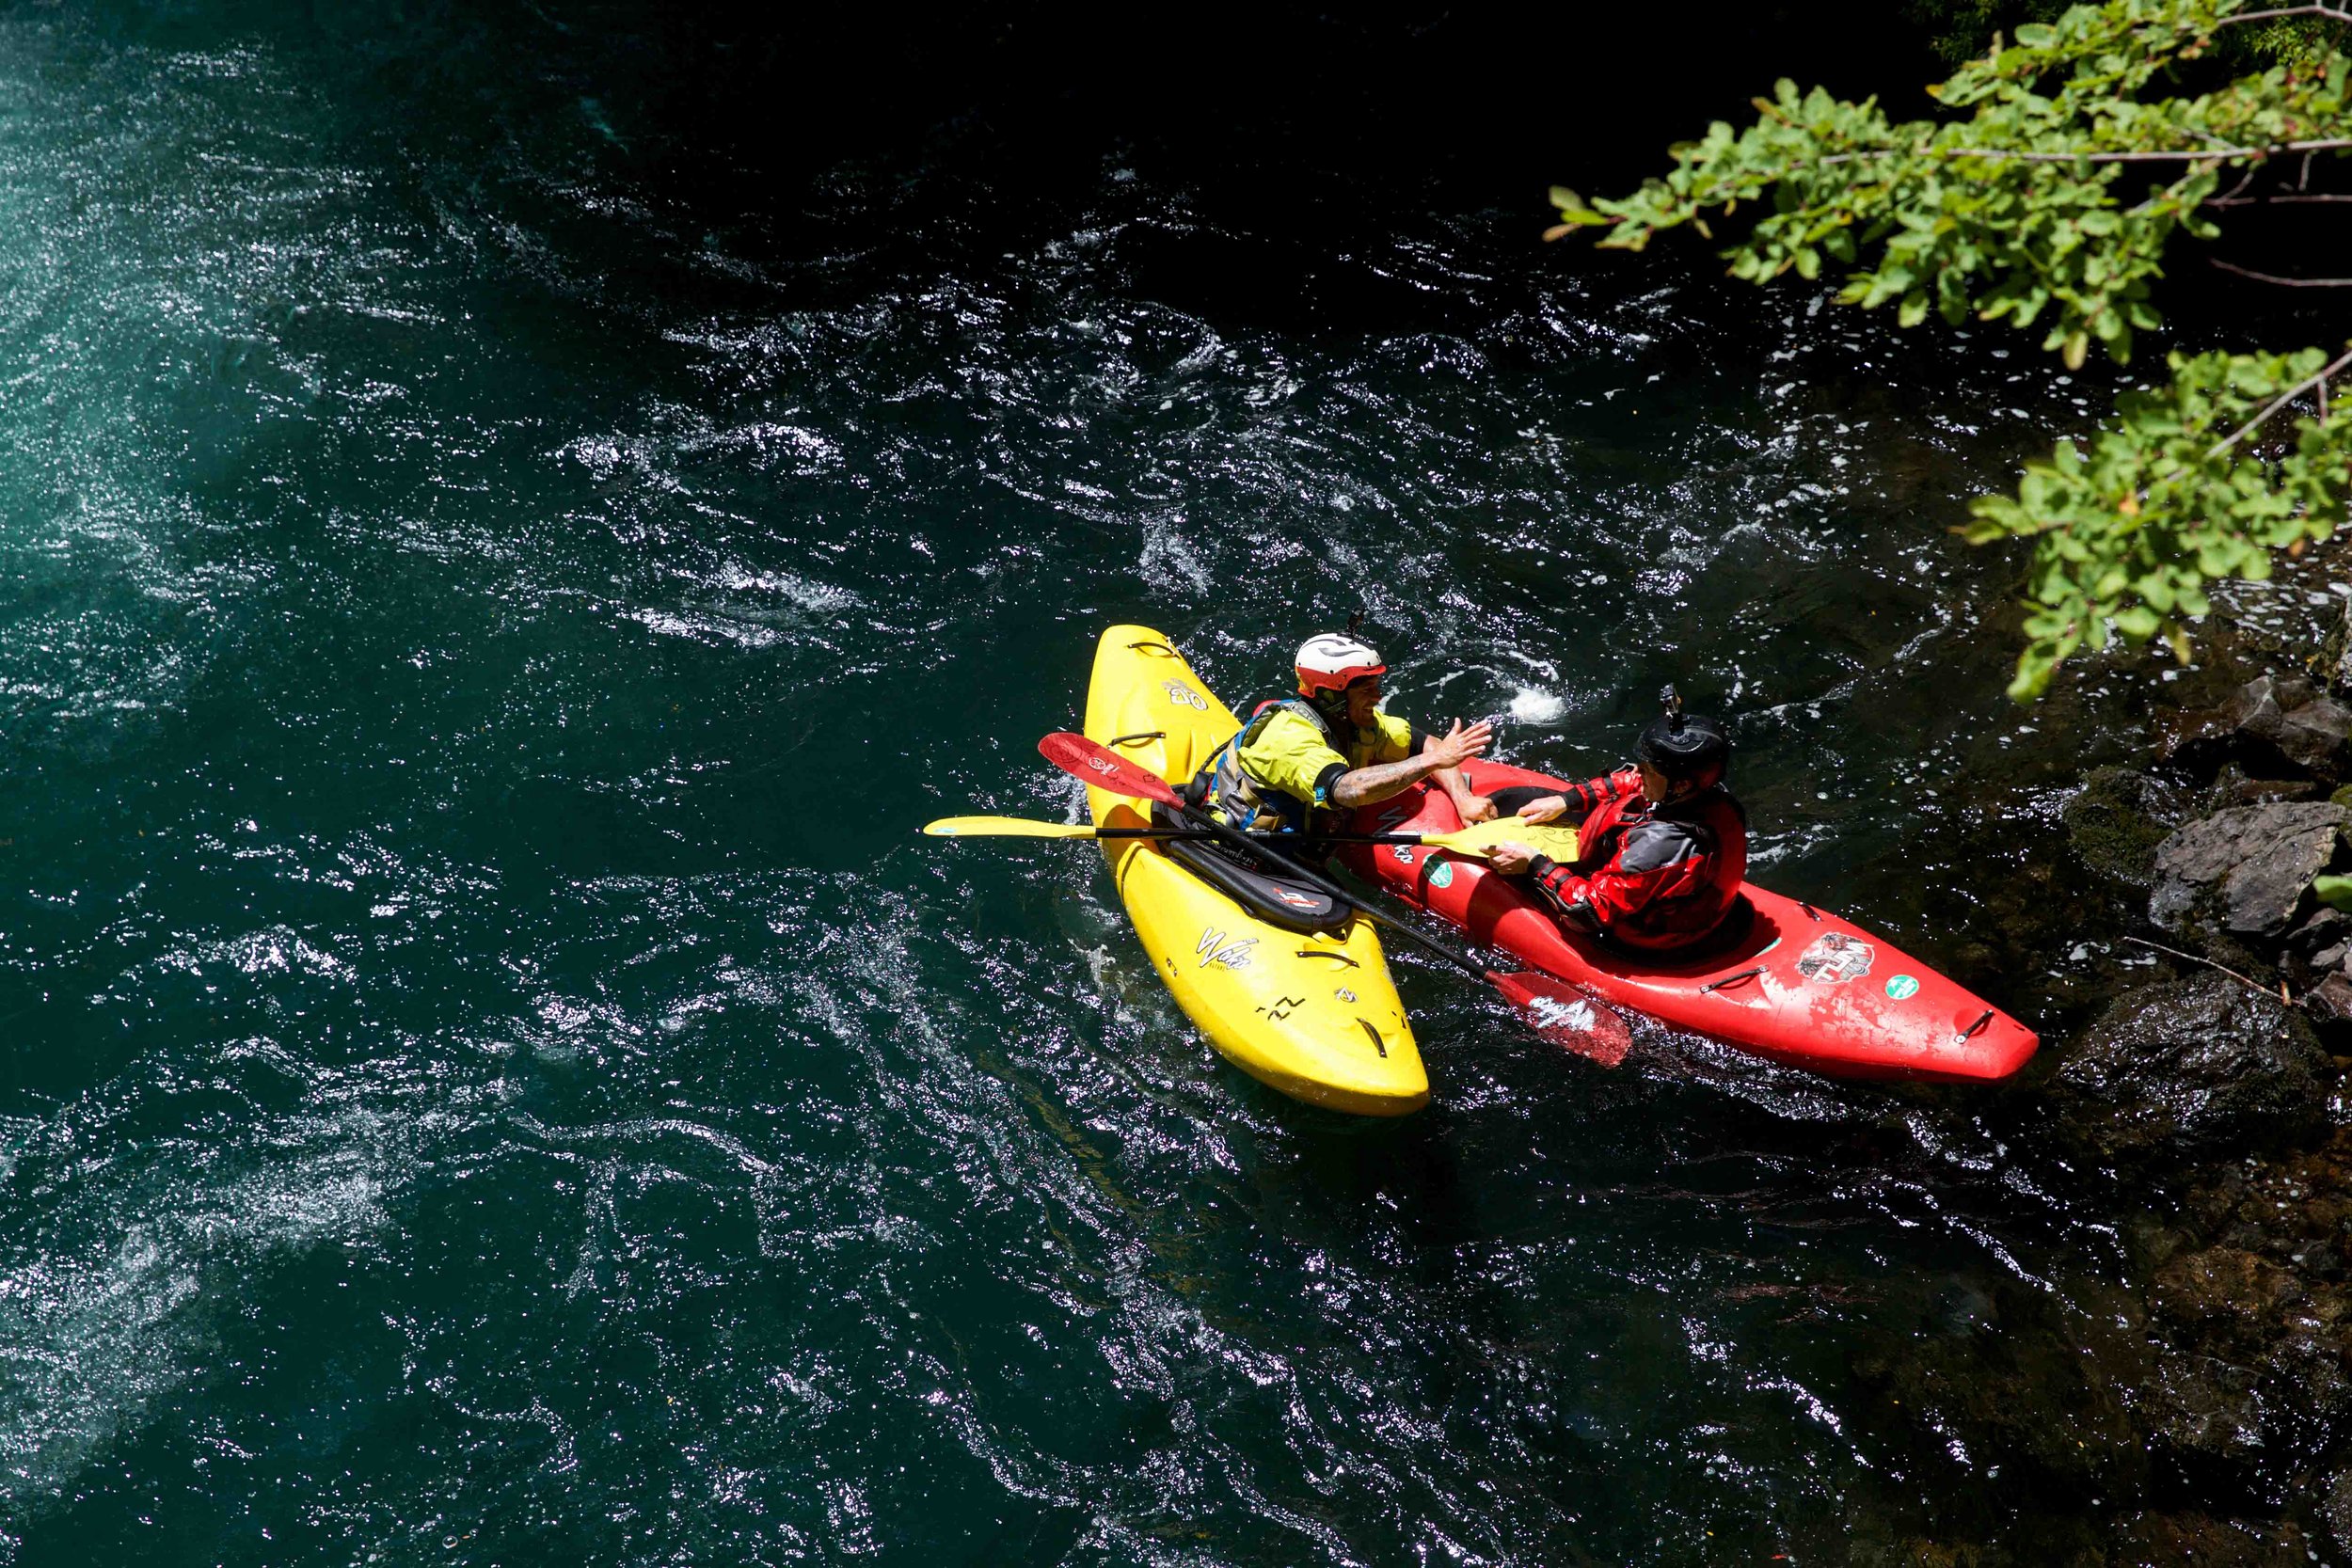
[1189,697,1333,833]
[1536,784,1748,952]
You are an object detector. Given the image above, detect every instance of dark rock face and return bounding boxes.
[2137,1143,2352,1516]
[2152,704,2233,770]
[2295,907,2352,957]
[2149,801,2350,938]
[2205,764,2322,809]
[2310,973,2352,1028]
[2063,765,2177,887]
[2222,673,2316,741]
[2111,1510,2313,1566]
[2141,1351,2265,1481]
[2174,675,2352,785]
[2039,644,2352,1560]
[2150,1245,2300,1338]
[2151,673,2352,784]
[2054,974,2330,1164]
[2336,594,2352,695]
[2326,1466,2352,1560]
[2282,697,2352,780]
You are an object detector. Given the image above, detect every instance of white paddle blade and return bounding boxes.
[1487,972,1631,1068]
[922,816,1095,839]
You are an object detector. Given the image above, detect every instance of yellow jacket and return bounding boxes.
[1202,700,1415,830]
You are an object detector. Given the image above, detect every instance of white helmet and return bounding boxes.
[1295,633,1386,697]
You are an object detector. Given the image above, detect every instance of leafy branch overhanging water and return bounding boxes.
[1553,0,2352,697]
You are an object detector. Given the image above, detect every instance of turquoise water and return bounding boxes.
[0,4,2254,1561]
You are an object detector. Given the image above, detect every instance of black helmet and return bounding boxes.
[1636,686,1730,787]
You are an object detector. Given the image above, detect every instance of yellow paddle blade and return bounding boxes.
[922,816,1096,839]
[1424,818,1581,862]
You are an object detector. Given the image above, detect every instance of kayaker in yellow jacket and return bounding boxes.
[1186,632,1495,836]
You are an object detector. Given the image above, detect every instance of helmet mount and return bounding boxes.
[1636,685,1730,789]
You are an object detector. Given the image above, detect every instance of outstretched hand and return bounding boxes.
[1422,718,1493,771]
[1515,793,1569,825]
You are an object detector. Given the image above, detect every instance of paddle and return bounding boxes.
[925,816,1221,841]
[921,813,1561,857]
[1035,732,1631,1065]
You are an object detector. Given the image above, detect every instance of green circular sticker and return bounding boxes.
[1426,858,1455,890]
[1885,974,1919,1001]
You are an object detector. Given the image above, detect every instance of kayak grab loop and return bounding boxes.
[1701,967,1766,993]
[1359,1020,1388,1057]
[1105,731,1165,748]
[1126,640,1179,656]
[1295,949,1360,967]
[1798,901,1822,921]
[1953,1008,1994,1046]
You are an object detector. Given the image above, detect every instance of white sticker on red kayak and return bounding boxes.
[1196,927,1258,970]
[1529,995,1598,1033]
[1795,931,1875,984]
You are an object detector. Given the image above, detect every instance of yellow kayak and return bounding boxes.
[1080,626,1426,1116]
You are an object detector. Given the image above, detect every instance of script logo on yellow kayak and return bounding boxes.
[1196,927,1258,971]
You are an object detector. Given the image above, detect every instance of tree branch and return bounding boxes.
[2206,342,2352,459]
[1820,136,2352,166]
[2120,936,2296,1007]
[2214,160,2265,205]
[2207,191,2352,205]
[2210,3,2352,24]
[2209,257,2352,286]
[1951,136,2352,161]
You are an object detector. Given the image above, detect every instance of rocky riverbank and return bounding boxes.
[1971,600,2352,1562]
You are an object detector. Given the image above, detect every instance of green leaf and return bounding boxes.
[2008,647,2058,702]
[1549,2,2352,701]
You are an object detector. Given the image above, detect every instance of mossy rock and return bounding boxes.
[2065,766,2172,888]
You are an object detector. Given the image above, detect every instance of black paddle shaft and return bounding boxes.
[1165,799,1493,983]
[1091,827,1450,847]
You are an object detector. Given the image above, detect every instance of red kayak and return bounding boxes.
[1343,761,2039,1083]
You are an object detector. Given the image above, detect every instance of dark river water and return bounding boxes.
[6,4,2348,1563]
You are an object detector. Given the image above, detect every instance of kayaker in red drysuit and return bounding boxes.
[1483,689,1746,954]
